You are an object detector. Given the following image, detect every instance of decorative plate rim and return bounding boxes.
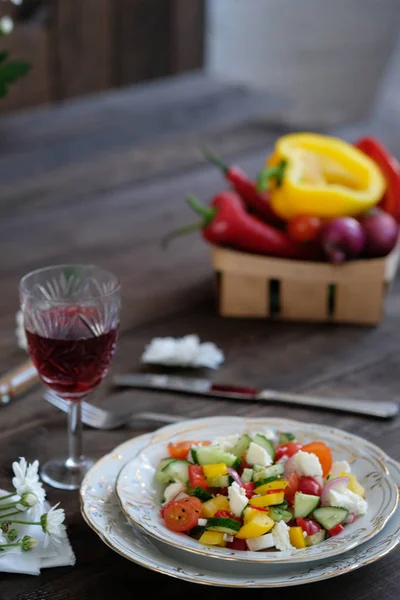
[115,416,399,564]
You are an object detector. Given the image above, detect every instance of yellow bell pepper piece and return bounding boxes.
[341,472,365,497]
[243,506,267,524]
[254,480,288,495]
[202,463,228,478]
[289,527,306,549]
[266,133,385,219]
[249,492,285,508]
[199,531,226,546]
[236,513,275,539]
[201,494,230,518]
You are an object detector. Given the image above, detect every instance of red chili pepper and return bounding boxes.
[163,191,321,261]
[203,149,283,226]
[354,136,400,223]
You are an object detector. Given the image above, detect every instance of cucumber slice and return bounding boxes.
[278,432,297,444]
[313,507,349,530]
[252,434,275,461]
[241,468,254,483]
[191,445,241,469]
[191,486,213,502]
[232,434,252,457]
[305,530,326,547]
[268,506,292,523]
[189,525,206,540]
[155,457,177,483]
[254,476,278,489]
[206,517,241,535]
[294,492,320,518]
[206,475,230,488]
[253,463,284,482]
[157,459,190,484]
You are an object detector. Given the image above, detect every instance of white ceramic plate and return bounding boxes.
[80,430,400,588]
[115,416,398,564]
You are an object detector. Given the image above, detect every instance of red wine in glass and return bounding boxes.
[26,306,118,401]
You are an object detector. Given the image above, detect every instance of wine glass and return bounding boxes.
[19,264,120,490]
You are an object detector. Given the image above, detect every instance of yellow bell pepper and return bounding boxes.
[201,494,230,518]
[202,463,228,478]
[262,133,386,219]
[249,492,285,508]
[236,513,275,539]
[254,480,288,495]
[199,531,226,546]
[341,472,365,497]
[289,527,306,549]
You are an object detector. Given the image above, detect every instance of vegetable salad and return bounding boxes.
[155,431,368,552]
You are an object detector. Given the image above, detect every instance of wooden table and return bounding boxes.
[0,72,399,599]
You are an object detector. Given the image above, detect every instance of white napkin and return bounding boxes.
[141,334,224,369]
[0,492,75,575]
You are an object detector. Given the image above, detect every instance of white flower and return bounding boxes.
[15,311,27,351]
[0,16,14,35]
[0,532,7,546]
[40,503,67,548]
[21,535,38,552]
[12,457,46,518]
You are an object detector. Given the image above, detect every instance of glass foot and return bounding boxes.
[40,457,95,490]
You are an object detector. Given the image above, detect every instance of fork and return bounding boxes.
[43,390,184,430]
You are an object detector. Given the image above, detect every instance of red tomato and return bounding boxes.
[188,465,208,490]
[226,538,247,551]
[284,472,299,505]
[298,476,322,497]
[241,482,256,499]
[327,523,344,537]
[275,443,302,462]
[287,215,322,242]
[301,442,333,478]
[163,496,202,532]
[296,518,321,536]
[167,440,211,460]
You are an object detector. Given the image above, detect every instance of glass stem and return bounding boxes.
[67,401,83,468]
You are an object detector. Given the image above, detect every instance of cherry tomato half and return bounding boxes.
[275,442,302,462]
[287,215,322,242]
[301,441,333,478]
[284,472,299,505]
[163,496,202,532]
[298,476,322,497]
[188,465,208,491]
[167,440,211,460]
[296,518,321,536]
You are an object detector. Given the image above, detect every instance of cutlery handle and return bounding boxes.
[258,390,399,419]
[0,359,39,404]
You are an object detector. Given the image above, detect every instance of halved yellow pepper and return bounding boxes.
[201,494,230,518]
[202,463,228,478]
[199,531,226,546]
[265,133,386,219]
[254,480,288,495]
[249,492,285,508]
[236,513,275,539]
[341,472,365,497]
[289,527,306,549]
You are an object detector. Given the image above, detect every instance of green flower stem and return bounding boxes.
[0,493,17,502]
[0,501,20,511]
[0,542,21,549]
[0,510,24,519]
[1,519,39,526]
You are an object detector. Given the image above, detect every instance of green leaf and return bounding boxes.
[0,51,9,65]
[0,60,31,97]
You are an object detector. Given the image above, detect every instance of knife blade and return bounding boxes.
[112,373,399,419]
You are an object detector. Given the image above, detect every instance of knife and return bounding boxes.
[113,373,399,419]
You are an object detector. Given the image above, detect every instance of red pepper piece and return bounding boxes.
[241,482,256,499]
[226,538,247,551]
[354,136,400,223]
[203,149,283,226]
[163,191,322,261]
[327,523,345,537]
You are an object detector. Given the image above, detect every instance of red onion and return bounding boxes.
[228,467,243,486]
[344,512,356,524]
[359,208,399,258]
[319,218,366,263]
[320,477,350,506]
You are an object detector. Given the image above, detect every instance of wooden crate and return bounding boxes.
[211,244,400,325]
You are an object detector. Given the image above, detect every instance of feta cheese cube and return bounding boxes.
[272,520,294,552]
[246,442,273,467]
[198,518,208,527]
[162,482,187,504]
[326,488,368,516]
[214,435,240,453]
[228,481,248,517]
[262,429,278,443]
[329,460,351,479]
[223,534,234,542]
[246,533,275,551]
[293,450,323,478]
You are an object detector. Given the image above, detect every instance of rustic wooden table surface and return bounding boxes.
[0,71,399,599]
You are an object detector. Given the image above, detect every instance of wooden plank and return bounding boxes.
[113,0,171,85]
[0,22,51,113]
[280,280,328,321]
[170,0,204,73]
[50,0,113,100]
[219,272,268,317]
